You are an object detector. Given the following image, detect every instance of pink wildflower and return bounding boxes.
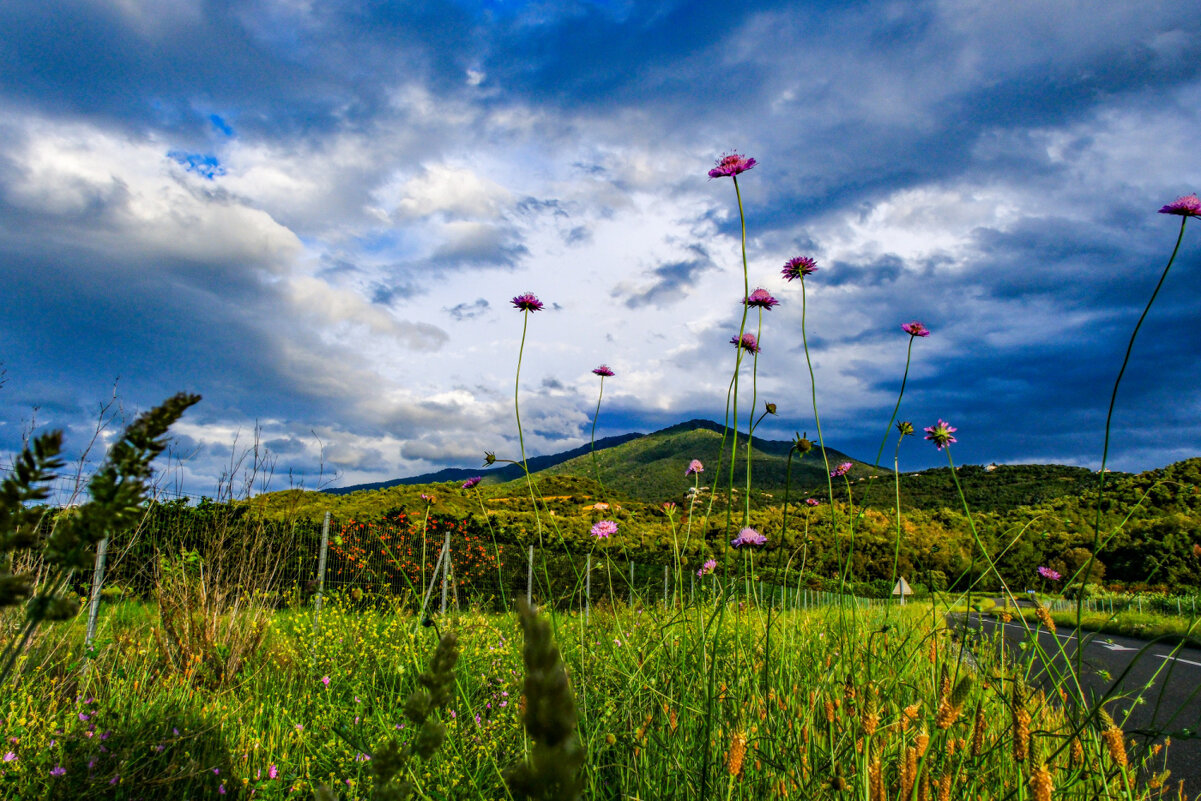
[924,419,958,450]
[1158,194,1201,217]
[511,292,544,312]
[781,256,818,280]
[708,153,757,179]
[590,520,618,539]
[731,333,760,354]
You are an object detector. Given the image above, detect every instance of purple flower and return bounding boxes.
[50,766,66,777]
[731,527,766,548]
[805,498,819,507]
[924,419,958,450]
[830,462,852,478]
[320,675,330,686]
[1158,194,1201,217]
[268,765,279,780]
[590,520,618,539]
[708,153,757,179]
[511,292,544,312]
[901,321,930,337]
[462,476,482,490]
[781,256,818,281]
[420,493,434,503]
[592,365,615,377]
[697,558,717,578]
[3,752,15,762]
[743,288,779,309]
[685,459,704,476]
[1037,566,1062,582]
[731,333,760,354]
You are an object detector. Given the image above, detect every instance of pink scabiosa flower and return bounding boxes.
[743,288,779,309]
[592,365,615,377]
[3,752,15,762]
[1037,566,1062,582]
[731,527,766,548]
[1158,194,1201,217]
[901,321,930,337]
[268,765,279,780]
[697,558,717,578]
[924,419,958,450]
[685,459,704,476]
[708,152,757,179]
[461,476,482,490]
[830,462,852,478]
[511,292,544,312]
[590,520,618,539]
[320,676,331,687]
[731,333,760,353]
[781,256,818,281]
[805,498,819,507]
[420,493,434,503]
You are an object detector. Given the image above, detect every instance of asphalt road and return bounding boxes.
[953,614,1201,794]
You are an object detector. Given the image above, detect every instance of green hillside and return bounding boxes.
[539,419,863,505]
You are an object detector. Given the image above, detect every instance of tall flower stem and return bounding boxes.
[1080,215,1189,674]
[799,276,838,562]
[745,311,763,524]
[513,310,541,537]
[726,175,752,535]
[590,376,607,494]
[863,335,918,503]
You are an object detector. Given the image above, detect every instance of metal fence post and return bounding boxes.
[84,535,110,662]
[440,531,451,615]
[527,545,533,606]
[313,512,331,634]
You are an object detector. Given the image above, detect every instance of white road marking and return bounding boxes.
[1155,654,1201,668]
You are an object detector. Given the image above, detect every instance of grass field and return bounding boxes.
[0,588,1182,800]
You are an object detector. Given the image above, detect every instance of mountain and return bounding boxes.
[325,432,644,495]
[537,418,862,505]
[328,418,866,505]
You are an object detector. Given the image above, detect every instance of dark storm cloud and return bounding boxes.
[614,245,717,308]
[445,298,491,321]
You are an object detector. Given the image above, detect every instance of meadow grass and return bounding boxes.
[0,590,1183,799]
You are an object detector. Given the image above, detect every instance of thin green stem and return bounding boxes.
[590,376,606,495]
[745,310,762,525]
[513,310,540,537]
[1081,215,1188,677]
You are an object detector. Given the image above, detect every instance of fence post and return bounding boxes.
[312,511,331,632]
[527,545,534,606]
[586,554,591,624]
[84,535,110,662]
[440,531,451,615]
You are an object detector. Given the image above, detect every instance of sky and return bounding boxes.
[2,0,1200,498]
